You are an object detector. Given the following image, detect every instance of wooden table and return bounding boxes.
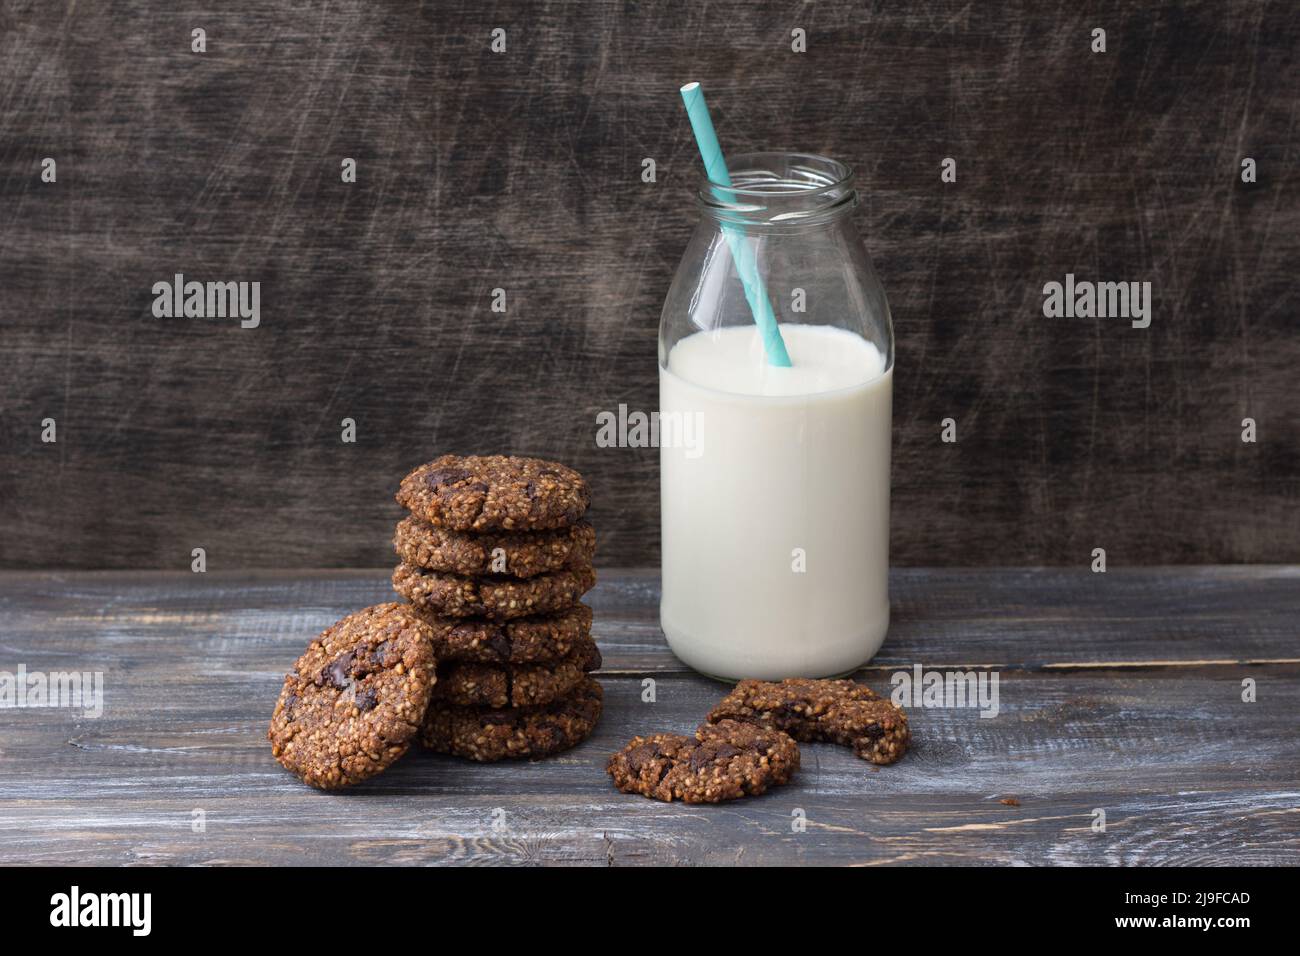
[1,568,1296,866]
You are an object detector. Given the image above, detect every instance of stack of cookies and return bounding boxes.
[390,455,603,762]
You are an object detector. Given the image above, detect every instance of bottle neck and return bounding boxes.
[696,152,857,230]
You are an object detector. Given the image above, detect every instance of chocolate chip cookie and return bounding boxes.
[392,563,596,620]
[415,604,593,664]
[430,641,601,708]
[706,678,910,765]
[420,677,604,762]
[396,455,590,532]
[394,515,596,579]
[267,603,437,789]
[606,719,800,803]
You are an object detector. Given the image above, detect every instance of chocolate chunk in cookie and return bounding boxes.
[393,516,596,579]
[416,604,593,664]
[606,719,799,803]
[392,563,596,620]
[430,641,601,708]
[420,677,604,762]
[396,455,590,532]
[706,678,910,765]
[268,603,437,789]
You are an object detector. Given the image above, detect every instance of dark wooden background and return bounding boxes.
[1,0,1296,570]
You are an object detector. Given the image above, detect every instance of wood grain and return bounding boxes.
[0,567,1296,866]
[1,1,1298,570]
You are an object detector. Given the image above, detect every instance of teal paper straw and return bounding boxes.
[679,82,792,367]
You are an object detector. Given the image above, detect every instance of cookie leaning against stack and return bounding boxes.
[391,454,603,762]
[268,603,438,790]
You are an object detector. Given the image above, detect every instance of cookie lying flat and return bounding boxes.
[392,563,596,620]
[268,603,437,789]
[396,454,590,532]
[430,641,601,708]
[606,719,799,804]
[706,678,910,765]
[420,677,604,762]
[394,515,596,579]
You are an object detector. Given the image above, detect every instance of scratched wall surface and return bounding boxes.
[0,0,1296,570]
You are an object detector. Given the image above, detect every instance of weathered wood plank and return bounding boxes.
[1,567,1295,672]
[0,569,1296,865]
[1,666,1297,866]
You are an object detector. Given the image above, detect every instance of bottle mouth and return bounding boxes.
[696,151,857,226]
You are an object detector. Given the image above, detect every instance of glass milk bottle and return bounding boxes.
[658,152,893,680]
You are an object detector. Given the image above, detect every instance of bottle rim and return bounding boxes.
[695,151,857,225]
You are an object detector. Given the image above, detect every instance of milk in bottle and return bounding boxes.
[659,323,891,679]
